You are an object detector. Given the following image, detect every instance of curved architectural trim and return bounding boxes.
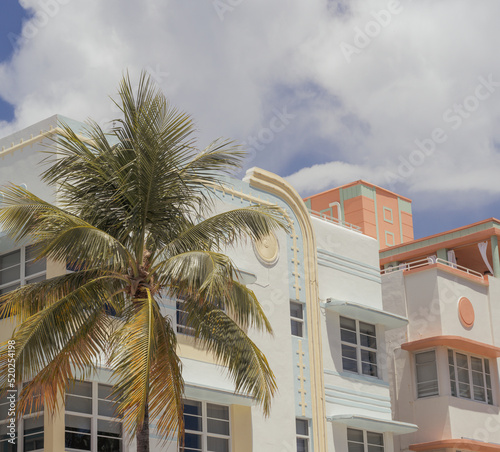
[244,167,327,452]
[401,335,500,358]
[410,439,500,451]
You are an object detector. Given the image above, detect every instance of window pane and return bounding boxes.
[25,258,46,277]
[184,414,202,432]
[67,381,92,397]
[342,344,357,360]
[25,275,45,285]
[183,400,202,416]
[184,432,202,450]
[66,395,92,414]
[473,385,486,402]
[97,436,122,452]
[456,353,468,369]
[340,317,356,331]
[290,302,303,319]
[25,246,41,262]
[297,438,309,452]
[207,436,229,452]
[65,415,91,451]
[291,320,303,337]
[458,382,471,398]
[368,446,384,452]
[471,357,483,372]
[0,283,19,296]
[347,428,363,442]
[296,419,308,436]
[341,329,357,344]
[65,415,91,433]
[0,251,20,269]
[362,362,378,377]
[0,265,20,286]
[24,416,44,436]
[359,322,375,336]
[416,351,438,397]
[360,333,377,349]
[97,420,121,438]
[347,442,364,452]
[485,359,490,374]
[367,432,383,446]
[207,418,229,436]
[98,400,117,417]
[207,403,229,420]
[361,349,377,364]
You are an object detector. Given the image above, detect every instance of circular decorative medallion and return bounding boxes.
[253,232,279,266]
[458,297,475,328]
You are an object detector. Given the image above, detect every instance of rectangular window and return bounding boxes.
[0,246,46,296]
[296,418,309,452]
[181,399,230,452]
[65,381,122,452]
[448,350,493,404]
[347,428,384,452]
[340,316,378,377]
[415,350,439,398]
[290,301,304,337]
[0,386,44,452]
[176,300,195,337]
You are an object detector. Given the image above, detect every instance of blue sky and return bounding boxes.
[0,0,499,240]
[0,1,27,121]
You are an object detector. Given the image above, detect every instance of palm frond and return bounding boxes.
[188,304,277,415]
[0,186,134,272]
[109,289,183,438]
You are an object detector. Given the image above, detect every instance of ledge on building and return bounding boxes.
[401,336,500,358]
[410,439,500,451]
[233,269,257,285]
[327,414,418,435]
[323,299,408,330]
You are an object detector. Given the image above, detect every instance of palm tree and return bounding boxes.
[0,72,287,451]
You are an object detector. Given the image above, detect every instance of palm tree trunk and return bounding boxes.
[136,401,150,452]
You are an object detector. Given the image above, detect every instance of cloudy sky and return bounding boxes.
[1,0,499,238]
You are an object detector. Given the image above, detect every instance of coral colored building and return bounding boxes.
[303,181,414,248]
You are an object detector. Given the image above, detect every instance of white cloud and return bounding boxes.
[1,0,500,216]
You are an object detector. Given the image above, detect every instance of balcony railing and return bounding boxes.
[381,257,484,280]
[308,209,362,233]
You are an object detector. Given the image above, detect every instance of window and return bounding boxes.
[448,350,493,404]
[415,350,438,398]
[176,300,195,337]
[0,246,46,296]
[384,231,395,247]
[181,399,230,452]
[296,419,309,452]
[347,428,384,452]
[0,386,44,452]
[340,316,378,377]
[382,207,393,224]
[290,301,304,337]
[65,381,123,452]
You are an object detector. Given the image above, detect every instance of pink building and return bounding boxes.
[303,180,414,248]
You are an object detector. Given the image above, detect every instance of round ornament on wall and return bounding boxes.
[458,297,475,328]
[253,232,279,266]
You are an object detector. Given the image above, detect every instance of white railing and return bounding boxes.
[381,257,484,279]
[308,209,362,233]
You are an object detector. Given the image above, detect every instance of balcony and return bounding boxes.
[381,257,486,283]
